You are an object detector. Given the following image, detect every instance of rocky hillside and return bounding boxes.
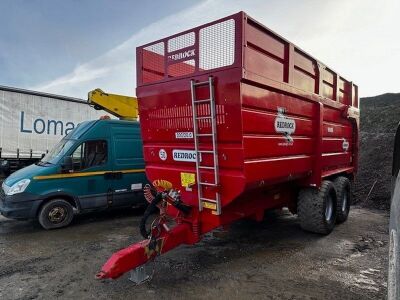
[354,93,400,209]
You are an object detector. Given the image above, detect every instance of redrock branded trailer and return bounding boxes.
[97,11,359,281]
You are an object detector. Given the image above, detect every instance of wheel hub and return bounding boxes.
[48,206,67,224]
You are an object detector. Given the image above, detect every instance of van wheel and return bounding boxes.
[333,176,352,224]
[297,180,337,235]
[38,199,74,230]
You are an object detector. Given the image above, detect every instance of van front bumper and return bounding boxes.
[0,191,42,220]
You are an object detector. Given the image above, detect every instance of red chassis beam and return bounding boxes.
[96,221,192,279]
[96,187,291,280]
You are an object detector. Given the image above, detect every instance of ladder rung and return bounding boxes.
[194,81,209,87]
[199,166,215,170]
[191,76,220,214]
[194,99,211,104]
[200,197,217,203]
[199,182,217,187]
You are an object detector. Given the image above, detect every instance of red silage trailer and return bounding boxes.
[97,12,359,281]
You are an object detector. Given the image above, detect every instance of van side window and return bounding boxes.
[71,140,107,171]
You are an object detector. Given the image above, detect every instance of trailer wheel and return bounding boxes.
[333,176,352,224]
[297,180,337,234]
[38,199,74,230]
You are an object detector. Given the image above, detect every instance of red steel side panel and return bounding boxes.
[138,68,246,209]
[241,84,316,184]
[137,11,359,213]
[241,13,358,184]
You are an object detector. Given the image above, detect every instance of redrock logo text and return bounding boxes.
[168,49,195,61]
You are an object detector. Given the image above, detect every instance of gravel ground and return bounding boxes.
[0,93,396,299]
[0,207,388,300]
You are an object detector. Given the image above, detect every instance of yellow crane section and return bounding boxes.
[88,89,138,120]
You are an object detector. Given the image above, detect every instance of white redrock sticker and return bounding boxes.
[342,139,349,151]
[175,132,193,139]
[159,149,167,161]
[274,107,296,143]
[172,150,197,162]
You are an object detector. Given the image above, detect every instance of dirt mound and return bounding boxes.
[354,93,400,209]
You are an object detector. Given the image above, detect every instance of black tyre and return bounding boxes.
[297,180,337,234]
[333,176,352,224]
[38,199,74,230]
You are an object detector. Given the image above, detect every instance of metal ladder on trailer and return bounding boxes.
[190,77,221,215]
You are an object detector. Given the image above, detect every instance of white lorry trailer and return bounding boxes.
[0,85,109,175]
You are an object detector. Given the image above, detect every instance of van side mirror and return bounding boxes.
[41,153,45,159]
[62,156,73,173]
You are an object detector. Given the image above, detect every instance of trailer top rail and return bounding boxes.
[137,11,358,108]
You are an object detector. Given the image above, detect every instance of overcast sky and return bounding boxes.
[0,0,399,98]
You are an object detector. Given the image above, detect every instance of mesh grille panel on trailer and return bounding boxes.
[167,32,196,77]
[142,42,165,84]
[199,19,235,70]
[167,32,195,52]
[140,18,236,84]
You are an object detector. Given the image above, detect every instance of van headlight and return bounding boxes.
[6,179,31,196]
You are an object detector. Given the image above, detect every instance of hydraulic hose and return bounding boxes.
[173,201,192,214]
[139,193,162,239]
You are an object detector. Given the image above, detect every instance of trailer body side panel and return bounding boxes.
[137,12,359,211]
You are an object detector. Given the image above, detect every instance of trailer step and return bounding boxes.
[191,76,221,215]
[200,197,217,203]
[193,81,210,87]
[194,99,211,104]
[199,166,215,170]
[197,150,214,154]
[199,182,217,187]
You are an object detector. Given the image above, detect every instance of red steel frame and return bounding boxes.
[97,11,359,280]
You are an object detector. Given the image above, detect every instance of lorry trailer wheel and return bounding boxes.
[38,199,74,230]
[333,176,352,224]
[297,180,337,235]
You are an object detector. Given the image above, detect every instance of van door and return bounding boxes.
[110,124,146,207]
[68,139,112,209]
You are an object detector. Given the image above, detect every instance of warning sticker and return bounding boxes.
[203,201,217,210]
[181,172,195,188]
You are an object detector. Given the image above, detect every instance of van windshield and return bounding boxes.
[39,139,76,165]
